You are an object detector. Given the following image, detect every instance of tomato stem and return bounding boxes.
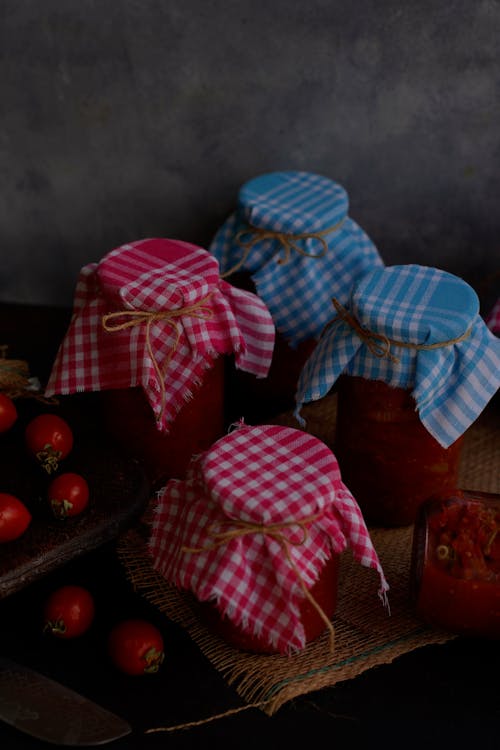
[50,498,72,519]
[143,647,164,673]
[36,445,62,474]
[44,618,67,635]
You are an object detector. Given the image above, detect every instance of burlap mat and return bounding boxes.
[117,395,499,717]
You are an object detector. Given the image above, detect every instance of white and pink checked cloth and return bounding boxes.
[486,298,500,335]
[149,424,389,654]
[45,238,275,431]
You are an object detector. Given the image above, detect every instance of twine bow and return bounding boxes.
[330,298,472,363]
[102,294,214,422]
[182,511,335,653]
[221,219,345,278]
[330,299,400,362]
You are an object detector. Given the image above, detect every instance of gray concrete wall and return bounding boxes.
[1,1,499,311]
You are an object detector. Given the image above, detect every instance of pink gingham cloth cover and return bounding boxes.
[45,238,275,431]
[486,298,500,335]
[149,424,389,654]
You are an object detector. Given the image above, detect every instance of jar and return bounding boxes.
[197,552,339,654]
[334,376,465,527]
[209,171,384,422]
[148,423,389,655]
[410,490,500,638]
[295,264,500,527]
[100,356,225,484]
[45,238,275,484]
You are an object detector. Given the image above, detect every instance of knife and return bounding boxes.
[0,656,132,746]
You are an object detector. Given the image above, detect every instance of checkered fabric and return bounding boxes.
[486,297,500,334]
[148,424,389,654]
[209,171,384,347]
[295,265,500,448]
[45,238,275,432]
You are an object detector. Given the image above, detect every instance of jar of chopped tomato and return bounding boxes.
[411,491,500,638]
[148,424,389,655]
[45,238,275,485]
[334,375,465,527]
[209,171,383,422]
[101,358,225,484]
[294,264,500,527]
[197,550,340,654]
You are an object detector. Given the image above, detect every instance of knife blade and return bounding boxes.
[0,656,132,746]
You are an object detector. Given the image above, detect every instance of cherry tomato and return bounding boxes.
[108,619,164,675]
[47,472,89,519]
[43,585,95,639]
[25,414,74,474]
[0,493,32,542]
[0,394,17,433]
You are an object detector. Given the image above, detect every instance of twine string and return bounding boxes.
[330,299,399,363]
[220,219,345,278]
[102,294,214,421]
[0,356,31,395]
[182,511,335,654]
[330,298,473,363]
[0,347,58,403]
[144,700,269,734]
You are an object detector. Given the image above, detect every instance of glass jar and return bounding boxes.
[209,171,383,421]
[149,423,388,655]
[411,490,500,638]
[295,264,500,527]
[334,375,465,527]
[101,355,225,485]
[45,238,275,485]
[197,552,339,654]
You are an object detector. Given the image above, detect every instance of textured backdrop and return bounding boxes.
[1,1,499,309]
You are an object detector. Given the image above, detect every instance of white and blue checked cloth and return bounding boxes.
[209,171,384,347]
[294,265,500,448]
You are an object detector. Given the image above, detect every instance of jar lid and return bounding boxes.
[98,238,220,308]
[295,264,500,448]
[238,171,348,234]
[149,423,389,654]
[351,265,479,342]
[45,238,275,432]
[201,424,339,523]
[209,171,383,345]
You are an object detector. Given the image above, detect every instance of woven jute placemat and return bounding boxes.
[117,395,499,718]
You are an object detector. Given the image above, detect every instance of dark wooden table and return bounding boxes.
[0,302,499,750]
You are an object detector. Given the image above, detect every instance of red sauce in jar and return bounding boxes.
[101,356,225,485]
[334,375,464,527]
[197,552,339,654]
[411,491,500,638]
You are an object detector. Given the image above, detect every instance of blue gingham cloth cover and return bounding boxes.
[209,171,384,347]
[294,265,500,448]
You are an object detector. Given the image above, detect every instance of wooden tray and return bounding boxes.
[0,394,150,599]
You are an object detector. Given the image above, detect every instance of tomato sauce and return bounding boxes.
[101,355,225,485]
[197,552,339,654]
[334,375,464,527]
[411,491,500,638]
